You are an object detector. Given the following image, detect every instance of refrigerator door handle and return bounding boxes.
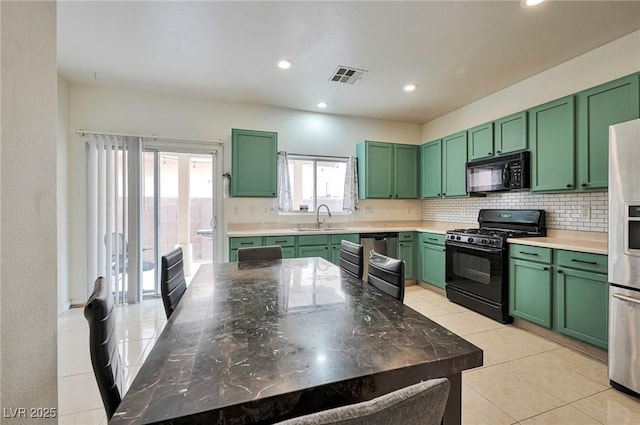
[612,293,640,305]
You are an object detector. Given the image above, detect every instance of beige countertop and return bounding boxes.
[228,222,607,254]
[508,229,607,255]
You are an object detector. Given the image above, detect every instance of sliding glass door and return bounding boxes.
[143,144,221,297]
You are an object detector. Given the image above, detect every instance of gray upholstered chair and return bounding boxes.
[84,277,125,420]
[237,245,283,262]
[339,240,363,279]
[161,247,188,319]
[367,250,405,302]
[276,378,450,425]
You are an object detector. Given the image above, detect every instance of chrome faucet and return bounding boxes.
[316,204,332,229]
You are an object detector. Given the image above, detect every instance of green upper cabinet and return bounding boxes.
[494,111,528,155]
[576,73,640,191]
[467,122,494,161]
[442,131,468,197]
[420,140,442,198]
[530,96,576,192]
[394,144,419,198]
[231,129,278,197]
[356,141,418,199]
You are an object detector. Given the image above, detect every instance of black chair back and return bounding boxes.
[161,247,187,319]
[237,245,283,262]
[339,240,363,278]
[84,277,125,420]
[367,250,405,302]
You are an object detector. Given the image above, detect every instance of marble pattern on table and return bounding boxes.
[111,258,482,424]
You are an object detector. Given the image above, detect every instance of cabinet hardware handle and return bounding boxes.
[571,259,597,265]
[557,270,563,273]
[442,248,446,252]
[519,251,539,256]
[581,183,588,187]
[613,293,640,305]
[272,192,276,195]
[566,184,572,188]
[395,194,398,198]
[389,195,392,198]
[275,240,287,243]
[442,193,446,196]
[428,237,438,241]
[240,242,254,245]
[543,267,549,271]
[496,150,502,154]
[437,193,441,196]
[488,152,492,155]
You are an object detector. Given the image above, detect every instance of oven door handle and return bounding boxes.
[445,241,503,254]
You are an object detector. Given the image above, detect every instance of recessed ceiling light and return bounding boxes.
[317,102,328,109]
[277,59,292,69]
[522,0,544,6]
[403,84,418,92]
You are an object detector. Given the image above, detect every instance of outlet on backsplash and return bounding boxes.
[580,204,591,219]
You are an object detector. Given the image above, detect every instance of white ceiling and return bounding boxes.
[57,1,640,124]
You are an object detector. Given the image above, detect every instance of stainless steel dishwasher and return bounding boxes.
[360,233,399,281]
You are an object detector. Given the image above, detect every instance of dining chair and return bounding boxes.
[276,378,450,425]
[84,277,125,420]
[161,247,188,319]
[367,250,405,302]
[339,240,363,278]
[237,245,283,262]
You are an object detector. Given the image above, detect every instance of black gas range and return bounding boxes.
[445,209,546,323]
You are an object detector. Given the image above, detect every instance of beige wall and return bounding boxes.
[58,76,70,313]
[422,30,640,142]
[1,2,58,422]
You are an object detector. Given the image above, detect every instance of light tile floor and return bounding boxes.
[57,285,640,424]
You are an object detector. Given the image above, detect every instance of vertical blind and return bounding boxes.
[86,134,143,304]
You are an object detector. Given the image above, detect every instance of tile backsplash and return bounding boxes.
[422,191,608,232]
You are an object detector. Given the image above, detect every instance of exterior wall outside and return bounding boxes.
[423,191,608,232]
[1,1,58,422]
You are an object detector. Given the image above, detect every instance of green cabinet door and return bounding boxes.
[298,245,330,261]
[577,74,640,190]
[357,141,393,199]
[442,131,468,197]
[394,144,419,198]
[420,140,442,198]
[398,240,415,280]
[330,244,341,265]
[494,111,527,155]
[231,129,278,197]
[467,122,494,161]
[420,242,446,289]
[530,96,576,192]
[509,259,553,328]
[556,268,608,349]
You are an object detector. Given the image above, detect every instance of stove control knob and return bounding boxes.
[456,236,461,241]
[468,238,474,243]
[481,238,487,244]
[489,240,495,245]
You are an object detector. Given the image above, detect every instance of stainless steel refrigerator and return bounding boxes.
[608,118,640,398]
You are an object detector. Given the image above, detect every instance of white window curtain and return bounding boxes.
[343,156,359,211]
[86,134,143,305]
[277,151,293,212]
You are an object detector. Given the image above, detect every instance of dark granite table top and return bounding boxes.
[111,258,482,425]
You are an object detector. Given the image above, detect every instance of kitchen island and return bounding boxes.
[111,258,483,424]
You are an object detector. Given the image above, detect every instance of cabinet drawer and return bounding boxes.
[557,250,607,274]
[330,233,360,245]
[230,237,263,249]
[298,234,330,246]
[510,244,552,263]
[265,235,296,247]
[399,232,414,242]
[419,232,445,245]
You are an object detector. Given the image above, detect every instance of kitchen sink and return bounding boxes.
[291,227,350,232]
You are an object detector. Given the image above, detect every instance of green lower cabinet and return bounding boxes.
[297,245,330,261]
[398,240,415,280]
[282,247,296,259]
[509,259,553,328]
[330,245,341,265]
[420,241,446,289]
[556,268,608,349]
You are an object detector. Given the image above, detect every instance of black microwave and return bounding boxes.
[466,151,530,193]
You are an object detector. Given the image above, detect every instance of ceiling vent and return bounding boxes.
[329,66,367,84]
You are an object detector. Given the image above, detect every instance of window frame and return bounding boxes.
[284,153,350,214]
